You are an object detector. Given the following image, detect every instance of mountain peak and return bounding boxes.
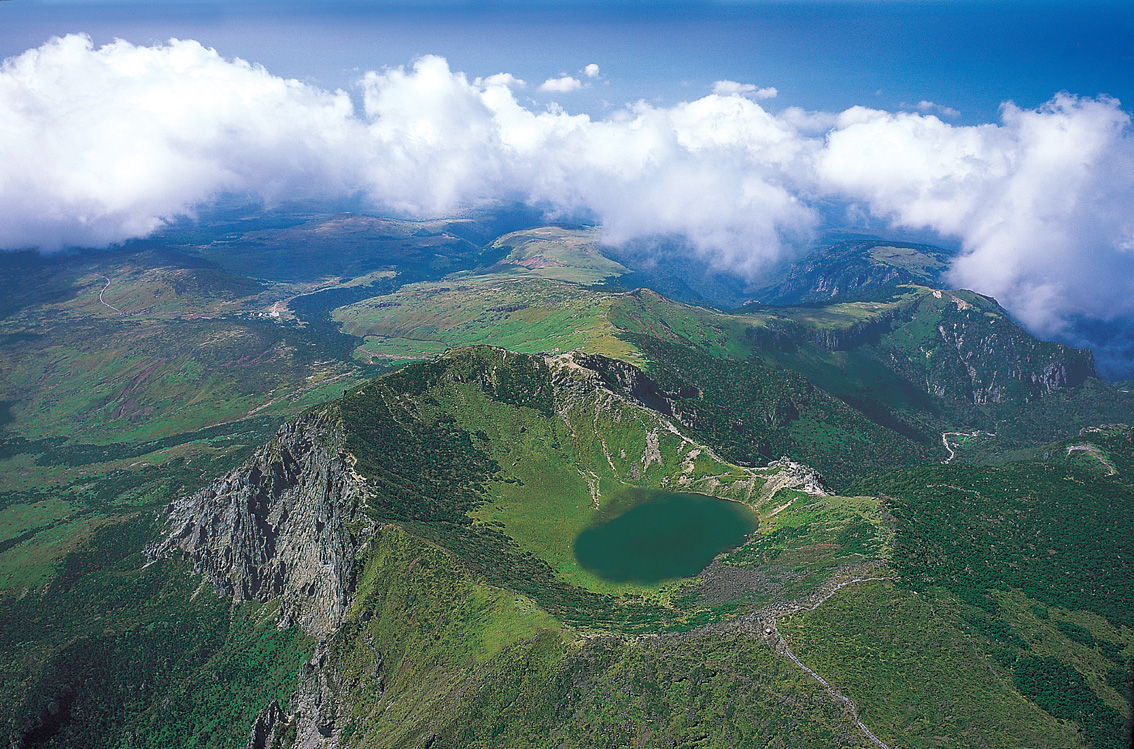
[753,238,957,306]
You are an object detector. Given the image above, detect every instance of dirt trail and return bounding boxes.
[941,431,993,464]
[713,574,895,748]
[770,577,894,749]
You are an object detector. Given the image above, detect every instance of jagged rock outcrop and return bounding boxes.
[809,305,909,351]
[759,458,832,498]
[244,640,361,749]
[285,641,352,749]
[246,700,287,749]
[749,286,1097,408]
[563,351,699,420]
[147,410,375,638]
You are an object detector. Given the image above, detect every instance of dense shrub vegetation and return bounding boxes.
[850,463,1134,629]
[1014,657,1127,749]
[2,519,311,749]
[851,458,1134,747]
[624,333,930,488]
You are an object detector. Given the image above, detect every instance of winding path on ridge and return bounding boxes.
[770,577,894,749]
[97,274,123,314]
[714,574,895,748]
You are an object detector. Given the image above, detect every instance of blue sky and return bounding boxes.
[4,1,1132,122]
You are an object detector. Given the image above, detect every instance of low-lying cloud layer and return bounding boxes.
[4,35,1134,350]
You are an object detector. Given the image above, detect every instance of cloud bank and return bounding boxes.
[3,35,1134,348]
[538,75,582,93]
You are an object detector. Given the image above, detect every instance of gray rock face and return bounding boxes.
[147,410,375,638]
[246,700,286,749]
[243,639,365,749]
[285,640,358,749]
[930,305,1094,405]
[565,352,699,421]
[761,458,832,498]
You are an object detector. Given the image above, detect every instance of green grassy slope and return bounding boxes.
[3,217,1132,748]
[779,580,1086,749]
[324,525,884,749]
[0,248,369,595]
[337,346,778,612]
[335,274,639,365]
[0,213,516,600]
[339,246,1133,483]
[328,349,1122,746]
[751,238,955,305]
[3,347,1124,748]
[485,226,630,284]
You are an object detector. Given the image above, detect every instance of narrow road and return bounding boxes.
[941,432,956,463]
[941,431,993,464]
[98,274,123,314]
[1066,444,1116,475]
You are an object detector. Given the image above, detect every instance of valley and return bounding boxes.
[0,210,1131,748]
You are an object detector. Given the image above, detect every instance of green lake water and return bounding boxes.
[573,490,758,583]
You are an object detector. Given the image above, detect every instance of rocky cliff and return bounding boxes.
[923,299,1095,405]
[147,410,375,638]
[566,351,699,421]
[752,239,954,305]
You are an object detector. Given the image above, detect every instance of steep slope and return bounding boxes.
[150,347,853,633]
[5,214,1133,749]
[612,285,1128,453]
[6,346,1119,748]
[847,426,1134,749]
[332,229,1129,471]
[2,518,315,749]
[148,411,374,638]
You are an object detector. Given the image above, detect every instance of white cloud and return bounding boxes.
[474,72,525,89]
[906,100,961,118]
[778,106,840,134]
[0,39,815,272]
[583,63,600,79]
[711,81,778,100]
[3,36,1134,346]
[0,34,361,250]
[539,75,582,93]
[817,94,1134,334]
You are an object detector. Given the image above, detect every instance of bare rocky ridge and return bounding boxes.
[565,351,699,423]
[148,410,377,748]
[147,410,375,639]
[758,458,832,498]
